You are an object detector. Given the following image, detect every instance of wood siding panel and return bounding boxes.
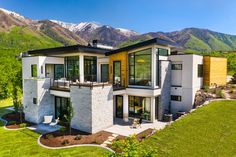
[203,56,227,86]
[108,51,128,87]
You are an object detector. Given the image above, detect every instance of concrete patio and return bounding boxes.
[104,118,168,137]
[27,124,61,134]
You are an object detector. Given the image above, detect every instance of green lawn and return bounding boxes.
[0,100,109,157]
[142,100,236,157]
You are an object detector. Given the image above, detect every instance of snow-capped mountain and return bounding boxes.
[51,20,139,38]
[50,20,139,46]
[51,20,101,33]
[0,8,25,20]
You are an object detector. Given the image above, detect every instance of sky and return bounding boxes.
[1,0,236,34]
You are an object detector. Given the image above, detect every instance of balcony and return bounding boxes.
[50,75,111,91]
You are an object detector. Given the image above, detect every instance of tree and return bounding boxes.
[64,102,74,134]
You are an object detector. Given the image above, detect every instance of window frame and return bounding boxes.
[31,64,37,78]
[171,95,182,101]
[171,64,182,70]
[128,48,152,86]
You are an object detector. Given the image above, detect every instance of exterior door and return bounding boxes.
[116,95,123,118]
[113,61,121,86]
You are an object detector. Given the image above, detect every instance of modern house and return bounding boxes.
[22,38,227,133]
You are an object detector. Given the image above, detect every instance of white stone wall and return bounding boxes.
[23,78,54,123]
[91,86,113,133]
[70,85,113,133]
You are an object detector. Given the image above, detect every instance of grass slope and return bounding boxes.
[142,100,236,157]
[0,100,109,157]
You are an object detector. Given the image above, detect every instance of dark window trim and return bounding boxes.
[113,61,121,85]
[157,48,169,56]
[31,64,37,77]
[171,95,182,101]
[128,48,152,86]
[171,64,182,70]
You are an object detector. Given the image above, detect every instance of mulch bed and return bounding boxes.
[136,128,155,141]
[2,112,34,129]
[40,129,112,147]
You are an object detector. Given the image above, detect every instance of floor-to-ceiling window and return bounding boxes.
[101,64,109,82]
[129,49,152,86]
[128,96,151,120]
[113,61,121,86]
[55,97,70,121]
[84,56,97,82]
[116,95,123,118]
[54,64,64,79]
[65,56,80,81]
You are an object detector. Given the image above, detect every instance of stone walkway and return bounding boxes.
[101,133,119,147]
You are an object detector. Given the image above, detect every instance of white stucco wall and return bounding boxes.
[168,54,203,114]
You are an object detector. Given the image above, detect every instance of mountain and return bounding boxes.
[0,8,86,47]
[51,20,139,46]
[119,28,236,52]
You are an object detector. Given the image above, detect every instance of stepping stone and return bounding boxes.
[108,136,115,140]
[101,144,107,147]
[104,141,112,144]
[112,134,118,137]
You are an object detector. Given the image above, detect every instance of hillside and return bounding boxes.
[119,28,236,53]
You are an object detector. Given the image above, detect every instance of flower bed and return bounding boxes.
[2,112,34,129]
[40,129,112,147]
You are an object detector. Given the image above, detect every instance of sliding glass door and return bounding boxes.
[65,56,80,81]
[84,56,97,82]
[55,97,70,121]
[128,96,151,120]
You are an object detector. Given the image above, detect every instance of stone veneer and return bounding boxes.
[70,85,113,133]
[23,78,54,124]
[159,60,171,120]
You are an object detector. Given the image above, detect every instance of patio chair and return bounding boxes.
[131,118,138,129]
[137,117,143,128]
[49,118,60,127]
[42,115,53,125]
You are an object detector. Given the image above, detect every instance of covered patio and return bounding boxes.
[104,118,168,137]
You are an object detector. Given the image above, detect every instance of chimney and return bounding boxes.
[92,40,98,47]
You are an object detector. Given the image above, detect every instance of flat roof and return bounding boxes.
[105,38,179,56]
[27,44,110,56]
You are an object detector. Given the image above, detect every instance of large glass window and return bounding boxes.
[157,48,169,56]
[65,56,80,80]
[171,64,182,70]
[101,64,109,82]
[31,64,37,77]
[113,61,121,86]
[198,64,203,77]
[84,56,97,82]
[129,49,151,86]
[128,96,151,121]
[54,64,64,79]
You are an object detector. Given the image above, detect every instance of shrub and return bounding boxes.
[216,90,225,98]
[59,126,66,133]
[45,134,54,139]
[141,133,147,139]
[203,85,209,93]
[229,89,234,93]
[19,123,27,128]
[107,135,156,157]
[61,139,69,145]
[8,121,16,125]
[74,134,82,140]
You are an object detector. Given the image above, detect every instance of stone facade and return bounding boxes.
[70,85,113,133]
[159,60,171,120]
[23,78,54,124]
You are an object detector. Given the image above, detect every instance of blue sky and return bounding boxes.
[1,0,236,34]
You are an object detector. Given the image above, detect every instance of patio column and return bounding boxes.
[150,96,156,122]
[123,94,129,122]
[79,54,84,83]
